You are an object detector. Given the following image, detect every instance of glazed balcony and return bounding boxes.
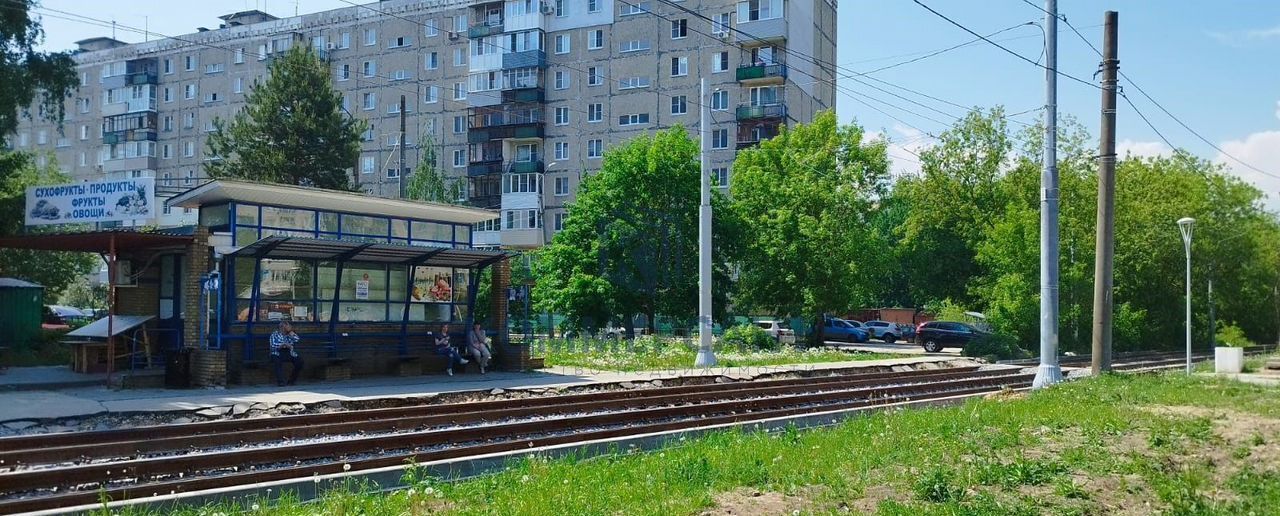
[736,63,787,84]
[505,160,544,174]
[736,121,782,149]
[735,103,787,121]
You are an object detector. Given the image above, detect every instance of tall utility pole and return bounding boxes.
[1034,0,1063,389]
[1208,276,1216,348]
[398,95,407,198]
[1091,11,1119,375]
[694,78,716,368]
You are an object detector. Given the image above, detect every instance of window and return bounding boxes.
[588,29,604,49]
[362,127,375,141]
[588,66,603,86]
[588,0,600,12]
[587,139,603,158]
[453,48,466,67]
[205,63,224,74]
[554,176,570,195]
[234,48,244,64]
[363,60,376,77]
[364,28,377,46]
[361,156,375,174]
[554,34,570,54]
[424,19,439,37]
[203,91,220,103]
[671,56,688,77]
[163,87,173,102]
[454,14,468,33]
[35,130,46,145]
[711,90,729,110]
[184,140,195,157]
[363,92,376,110]
[453,149,466,167]
[553,212,566,232]
[234,77,244,93]
[555,107,569,125]
[79,125,88,140]
[387,167,401,178]
[163,58,173,74]
[713,51,729,72]
[751,45,777,65]
[339,64,350,80]
[425,52,438,69]
[392,69,410,81]
[712,129,728,149]
[184,84,196,99]
[163,115,173,131]
[618,113,650,126]
[184,55,196,71]
[339,32,351,49]
[712,12,731,34]
[713,167,729,187]
[619,76,650,89]
[453,82,466,100]
[184,112,195,128]
[588,103,603,122]
[750,85,780,106]
[388,102,402,115]
[621,1,649,16]
[554,141,568,160]
[162,144,172,159]
[503,173,540,193]
[671,19,688,39]
[391,36,409,48]
[740,0,783,21]
[342,95,351,112]
[453,115,466,134]
[555,0,566,16]
[425,85,439,103]
[619,39,650,53]
[671,95,687,115]
[16,133,25,146]
[554,70,569,89]
[78,152,87,167]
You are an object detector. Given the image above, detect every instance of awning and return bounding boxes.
[0,227,194,253]
[231,236,512,267]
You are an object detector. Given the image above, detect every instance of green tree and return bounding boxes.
[0,0,78,146]
[730,111,889,343]
[0,152,95,292]
[205,46,364,190]
[404,134,464,203]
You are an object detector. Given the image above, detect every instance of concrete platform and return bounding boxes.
[0,355,960,423]
[0,366,108,391]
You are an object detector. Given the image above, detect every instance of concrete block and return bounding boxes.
[1215,347,1245,374]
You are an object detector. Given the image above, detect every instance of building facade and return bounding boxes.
[15,0,836,247]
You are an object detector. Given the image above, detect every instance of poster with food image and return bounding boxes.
[411,267,453,302]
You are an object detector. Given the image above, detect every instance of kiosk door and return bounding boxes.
[158,254,184,350]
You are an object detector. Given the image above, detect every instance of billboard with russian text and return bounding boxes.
[25,178,156,226]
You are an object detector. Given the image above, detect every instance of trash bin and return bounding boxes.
[165,348,192,389]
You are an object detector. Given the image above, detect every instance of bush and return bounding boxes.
[720,323,778,351]
[962,332,1030,362]
[1216,323,1253,348]
[0,329,72,367]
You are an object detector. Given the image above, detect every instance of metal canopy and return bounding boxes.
[231,236,511,267]
[67,315,155,338]
[0,227,193,253]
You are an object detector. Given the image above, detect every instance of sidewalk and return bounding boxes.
[0,355,962,423]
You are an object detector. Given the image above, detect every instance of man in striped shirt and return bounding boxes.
[270,321,303,386]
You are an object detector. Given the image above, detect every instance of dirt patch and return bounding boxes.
[1081,473,1160,515]
[848,484,907,514]
[702,488,812,515]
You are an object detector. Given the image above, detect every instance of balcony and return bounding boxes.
[102,130,157,145]
[503,86,544,103]
[735,103,787,121]
[469,16,504,38]
[101,155,157,173]
[734,17,786,43]
[469,109,545,143]
[736,63,787,83]
[737,120,782,149]
[468,158,504,177]
[503,49,547,70]
[505,160,544,174]
[501,228,544,248]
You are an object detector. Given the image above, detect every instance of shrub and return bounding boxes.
[1216,323,1253,348]
[962,332,1030,361]
[0,330,72,367]
[720,323,778,351]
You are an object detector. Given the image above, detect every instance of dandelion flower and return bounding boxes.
[251,504,260,511]
[342,463,352,471]
[424,486,435,495]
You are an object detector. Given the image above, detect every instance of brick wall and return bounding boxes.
[488,258,532,371]
[182,227,210,351]
[191,348,226,387]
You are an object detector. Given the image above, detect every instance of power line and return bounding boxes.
[1118,90,1176,154]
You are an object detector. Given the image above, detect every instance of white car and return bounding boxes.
[755,320,795,343]
[863,320,905,343]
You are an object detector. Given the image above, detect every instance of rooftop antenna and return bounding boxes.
[111,19,116,40]
[143,16,148,42]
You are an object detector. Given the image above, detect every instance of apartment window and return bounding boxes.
[712,129,728,149]
[588,29,604,49]
[339,32,351,49]
[618,113,650,126]
[454,14,468,33]
[621,1,649,16]
[554,176,570,195]
[453,149,466,168]
[619,39,650,53]
[361,156,375,174]
[184,55,196,71]
[554,34,570,54]
[16,133,26,146]
[392,69,410,81]
[205,63,224,74]
[387,167,401,178]
[713,51,729,72]
[36,130,46,145]
[554,141,569,160]
[342,95,350,112]
[257,44,268,59]
[203,92,220,103]
[588,103,603,122]
[587,66,603,86]
[741,0,783,21]
[713,167,729,187]
[362,127,375,141]
[363,61,376,77]
[388,102,401,115]
[78,125,87,140]
[453,82,466,100]
[671,56,688,77]
[185,170,195,186]
[184,84,196,99]
[364,28,377,46]
[391,36,409,48]
[553,212,565,232]
[671,19,688,39]
[453,115,466,134]
[425,52,438,69]
[619,76,650,89]
[671,96,687,115]
[555,107,570,125]
[233,48,244,64]
[363,92,376,110]
[184,140,195,157]
[554,70,569,89]
[588,0,600,12]
[555,0,567,16]
[163,58,173,74]
[454,48,466,66]
[234,77,244,93]
[424,20,439,37]
[339,64,350,81]
[184,112,195,128]
[712,12,731,34]
[163,87,173,103]
[163,116,173,132]
[750,85,781,106]
[78,152,87,167]
[425,85,439,103]
[711,90,729,110]
[162,144,172,159]
[587,139,603,158]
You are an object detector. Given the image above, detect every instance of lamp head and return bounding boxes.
[1177,217,1196,227]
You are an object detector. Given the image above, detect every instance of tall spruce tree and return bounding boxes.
[206,46,364,189]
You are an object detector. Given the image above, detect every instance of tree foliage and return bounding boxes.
[404,134,464,203]
[0,0,78,146]
[205,46,364,190]
[729,111,890,341]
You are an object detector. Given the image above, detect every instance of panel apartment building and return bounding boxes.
[15,0,835,248]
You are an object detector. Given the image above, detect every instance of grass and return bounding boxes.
[534,336,894,371]
[97,373,1280,515]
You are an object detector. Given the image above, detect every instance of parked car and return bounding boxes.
[822,317,868,343]
[915,321,987,353]
[863,320,909,343]
[754,320,795,343]
[43,305,91,330]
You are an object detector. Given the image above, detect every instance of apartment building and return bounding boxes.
[14,0,835,246]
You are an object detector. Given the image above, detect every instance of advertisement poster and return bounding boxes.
[25,178,155,226]
[355,276,370,300]
[410,267,452,303]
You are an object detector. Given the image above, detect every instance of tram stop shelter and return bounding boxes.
[0,180,517,387]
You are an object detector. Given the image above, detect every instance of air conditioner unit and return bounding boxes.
[540,3,554,14]
[113,259,137,287]
[326,42,337,50]
[718,31,731,40]
[448,31,460,40]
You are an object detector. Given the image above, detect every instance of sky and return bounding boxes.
[30,0,1280,208]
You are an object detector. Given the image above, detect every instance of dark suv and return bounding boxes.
[915,321,985,353]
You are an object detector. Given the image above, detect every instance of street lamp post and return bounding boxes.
[694,78,716,368]
[1177,217,1195,374]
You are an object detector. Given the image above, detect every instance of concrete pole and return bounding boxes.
[1033,0,1063,389]
[398,95,407,198]
[1091,11,1119,375]
[695,78,717,368]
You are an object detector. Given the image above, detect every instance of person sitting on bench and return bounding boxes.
[270,321,303,386]
[434,323,468,376]
[467,322,492,374]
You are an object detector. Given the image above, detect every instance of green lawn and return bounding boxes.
[535,338,894,371]
[101,373,1280,515]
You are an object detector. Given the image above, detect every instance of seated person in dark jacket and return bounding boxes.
[434,323,468,376]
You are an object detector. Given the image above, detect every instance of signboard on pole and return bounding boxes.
[25,178,156,226]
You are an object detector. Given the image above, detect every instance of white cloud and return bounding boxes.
[1116,139,1174,159]
[1207,24,1280,46]
[1215,130,1280,212]
[870,123,934,179]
